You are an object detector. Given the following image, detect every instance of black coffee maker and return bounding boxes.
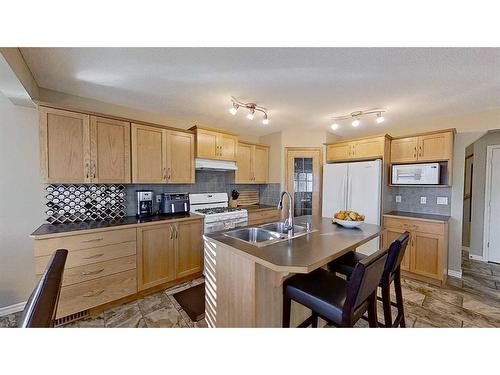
[136,190,154,218]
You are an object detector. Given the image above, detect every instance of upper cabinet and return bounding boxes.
[235,141,269,183]
[390,130,454,164]
[131,123,194,184]
[326,135,389,162]
[39,107,131,183]
[189,126,238,161]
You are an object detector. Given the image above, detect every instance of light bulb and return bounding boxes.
[229,103,238,115]
[352,118,360,127]
[262,114,269,125]
[376,113,385,124]
[331,123,339,130]
[247,109,255,120]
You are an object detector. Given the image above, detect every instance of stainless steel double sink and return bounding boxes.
[223,222,314,247]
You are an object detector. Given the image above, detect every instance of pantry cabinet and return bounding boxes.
[131,123,194,184]
[326,135,389,162]
[190,126,238,161]
[390,130,454,163]
[235,141,269,183]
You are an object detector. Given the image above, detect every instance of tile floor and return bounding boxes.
[1,251,500,328]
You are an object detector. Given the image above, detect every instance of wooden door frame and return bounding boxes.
[284,147,323,217]
[483,145,500,262]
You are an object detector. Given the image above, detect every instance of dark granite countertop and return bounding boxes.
[205,215,381,273]
[31,213,203,238]
[240,204,277,211]
[384,211,450,222]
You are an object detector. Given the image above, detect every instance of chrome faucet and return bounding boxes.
[277,191,294,236]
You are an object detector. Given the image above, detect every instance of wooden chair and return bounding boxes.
[283,247,388,328]
[328,232,410,327]
[18,249,68,328]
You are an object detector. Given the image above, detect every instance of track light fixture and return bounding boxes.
[229,96,269,125]
[330,108,387,130]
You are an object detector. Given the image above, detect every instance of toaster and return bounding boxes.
[160,193,190,214]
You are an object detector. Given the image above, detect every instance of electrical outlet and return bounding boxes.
[395,195,402,203]
[156,195,162,203]
[420,196,427,204]
[437,196,448,205]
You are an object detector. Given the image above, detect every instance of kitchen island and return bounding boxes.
[203,215,381,327]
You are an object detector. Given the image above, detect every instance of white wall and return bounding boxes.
[0,92,43,309]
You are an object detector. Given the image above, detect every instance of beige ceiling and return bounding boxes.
[20,48,500,138]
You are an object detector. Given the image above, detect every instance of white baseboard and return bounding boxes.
[448,269,463,279]
[0,301,26,317]
[469,254,485,261]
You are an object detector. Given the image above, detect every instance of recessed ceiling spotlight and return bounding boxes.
[352,118,361,127]
[262,114,269,125]
[331,123,339,130]
[229,103,239,115]
[376,112,385,124]
[230,96,269,125]
[331,108,386,129]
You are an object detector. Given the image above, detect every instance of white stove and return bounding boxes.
[189,193,248,233]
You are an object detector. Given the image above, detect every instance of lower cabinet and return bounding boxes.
[382,215,448,283]
[247,208,281,225]
[136,218,203,291]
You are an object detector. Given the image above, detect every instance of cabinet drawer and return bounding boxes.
[34,228,136,257]
[383,217,445,235]
[35,241,136,274]
[248,209,280,225]
[56,269,137,319]
[46,255,137,286]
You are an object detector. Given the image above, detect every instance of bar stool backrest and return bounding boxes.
[381,232,410,283]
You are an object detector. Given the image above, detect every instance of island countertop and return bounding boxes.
[204,215,381,274]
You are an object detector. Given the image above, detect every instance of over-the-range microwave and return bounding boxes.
[392,163,440,185]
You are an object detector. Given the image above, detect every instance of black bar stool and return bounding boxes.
[283,247,388,328]
[328,232,410,328]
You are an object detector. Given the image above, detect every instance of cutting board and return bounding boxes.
[236,190,259,206]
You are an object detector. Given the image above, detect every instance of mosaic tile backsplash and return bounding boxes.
[45,184,127,224]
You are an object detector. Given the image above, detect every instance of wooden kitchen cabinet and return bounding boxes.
[190,126,238,161]
[390,130,454,163]
[39,107,132,183]
[326,135,389,162]
[131,123,194,184]
[175,220,203,278]
[382,214,448,284]
[235,141,269,183]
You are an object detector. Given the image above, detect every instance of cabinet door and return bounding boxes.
[131,124,166,183]
[235,142,253,183]
[390,137,418,163]
[353,138,384,159]
[196,129,218,159]
[175,220,203,278]
[90,116,131,183]
[410,231,444,280]
[39,107,90,183]
[253,145,269,183]
[167,131,194,183]
[218,134,238,161]
[383,228,410,271]
[137,224,176,290]
[326,142,352,162]
[418,132,453,161]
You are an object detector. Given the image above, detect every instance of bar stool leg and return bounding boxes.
[283,295,291,328]
[381,283,393,328]
[367,293,378,328]
[394,270,406,328]
[311,312,318,328]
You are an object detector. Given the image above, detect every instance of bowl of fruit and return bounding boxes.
[333,210,365,228]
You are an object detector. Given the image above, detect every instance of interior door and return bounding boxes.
[131,124,166,183]
[253,145,269,183]
[391,137,418,163]
[322,163,347,218]
[90,116,131,183]
[235,142,253,183]
[167,131,194,183]
[487,147,500,263]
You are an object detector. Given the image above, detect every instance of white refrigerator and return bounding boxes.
[322,159,382,254]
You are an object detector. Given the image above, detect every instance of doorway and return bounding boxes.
[285,148,322,217]
[484,145,500,264]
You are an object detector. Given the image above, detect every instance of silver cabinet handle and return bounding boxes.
[81,268,104,276]
[169,225,173,239]
[83,289,105,298]
[82,253,104,259]
[167,167,171,180]
[85,162,90,179]
[163,167,167,181]
[82,238,103,243]
[175,224,179,239]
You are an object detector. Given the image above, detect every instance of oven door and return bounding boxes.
[204,217,248,233]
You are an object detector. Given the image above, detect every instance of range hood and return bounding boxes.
[195,158,238,171]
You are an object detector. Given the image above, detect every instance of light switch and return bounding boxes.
[437,196,448,205]
[156,195,162,203]
[395,195,402,203]
[420,196,427,204]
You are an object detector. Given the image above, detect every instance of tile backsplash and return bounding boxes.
[390,186,452,216]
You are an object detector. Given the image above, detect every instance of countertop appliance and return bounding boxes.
[392,163,440,185]
[160,193,190,215]
[189,192,248,233]
[322,159,382,254]
[136,190,154,218]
